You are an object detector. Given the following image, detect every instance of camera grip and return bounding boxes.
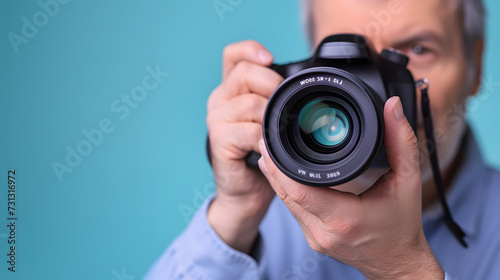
[244,151,262,168]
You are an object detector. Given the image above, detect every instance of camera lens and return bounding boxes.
[288,93,358,163]
[298,99,350,148]
[263,67,384,187]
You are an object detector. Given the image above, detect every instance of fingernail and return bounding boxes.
[393,97,405,122]
[258,140,270,175]
[258,139,267,158]
[258,156,269,175]
[258,50,273,64]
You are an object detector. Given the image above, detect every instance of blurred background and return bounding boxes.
[0,0,499,279]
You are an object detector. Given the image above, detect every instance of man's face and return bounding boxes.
[311,0,481,186]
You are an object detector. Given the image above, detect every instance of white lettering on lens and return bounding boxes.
[309,173,321,179]
[299,77,315,86]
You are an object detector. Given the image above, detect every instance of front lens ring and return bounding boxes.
[263,67,384,187]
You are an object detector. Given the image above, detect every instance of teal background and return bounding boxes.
[0,0,498,279]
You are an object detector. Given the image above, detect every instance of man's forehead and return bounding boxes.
[311,0,461,46]
[312,0,459,18]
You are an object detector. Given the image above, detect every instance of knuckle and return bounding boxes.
[207,85,224,110]
[241,40,261,53]
[232,60,252,75]
[207,88,217,107]
[325,217,354,237]
[206,111,216,127]
[222,42,237,60]
[288,187,311,206]
[404,123,418,148]
[207,95,214,111]
[402,126,420,167]
[311,230,336,253]
[223,40,260,61]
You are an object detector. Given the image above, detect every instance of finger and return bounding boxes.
[257,154,325,244]
[258,140,359,221]
[225,62,283,99]
[223,40,274,80]
[221,62,283,107]
[208,64,283,110]
[207,94,268,124]
[210,122,262,160]
[360,97,421,202]
[382,96,420,181]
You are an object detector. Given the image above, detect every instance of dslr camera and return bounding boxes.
[261,34,417,188]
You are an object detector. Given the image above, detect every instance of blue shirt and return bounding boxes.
[145,134,500,280]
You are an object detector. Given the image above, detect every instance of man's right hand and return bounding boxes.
[206,40,283,254]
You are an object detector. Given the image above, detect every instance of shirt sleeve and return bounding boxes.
[143,194,262,280]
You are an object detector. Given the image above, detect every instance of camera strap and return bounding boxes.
[417,78,468,248]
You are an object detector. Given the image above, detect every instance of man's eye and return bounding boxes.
[412,45,429,55]
[394,43,438,67]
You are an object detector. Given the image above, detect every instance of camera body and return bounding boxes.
[263,34,416,188]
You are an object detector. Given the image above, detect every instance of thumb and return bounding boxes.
[383,96,420,181]
[360,96,421,202]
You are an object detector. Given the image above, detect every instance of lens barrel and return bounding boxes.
[263,67,384,187]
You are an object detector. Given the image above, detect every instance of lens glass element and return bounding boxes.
[298,99,350,147]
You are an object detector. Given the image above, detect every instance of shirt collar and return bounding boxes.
[422,130,492,237]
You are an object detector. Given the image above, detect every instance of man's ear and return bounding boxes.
[471,39,484,95]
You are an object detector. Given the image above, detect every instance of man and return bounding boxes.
[146,0,500,279]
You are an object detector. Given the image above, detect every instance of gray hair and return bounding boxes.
[300,0,485,85]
